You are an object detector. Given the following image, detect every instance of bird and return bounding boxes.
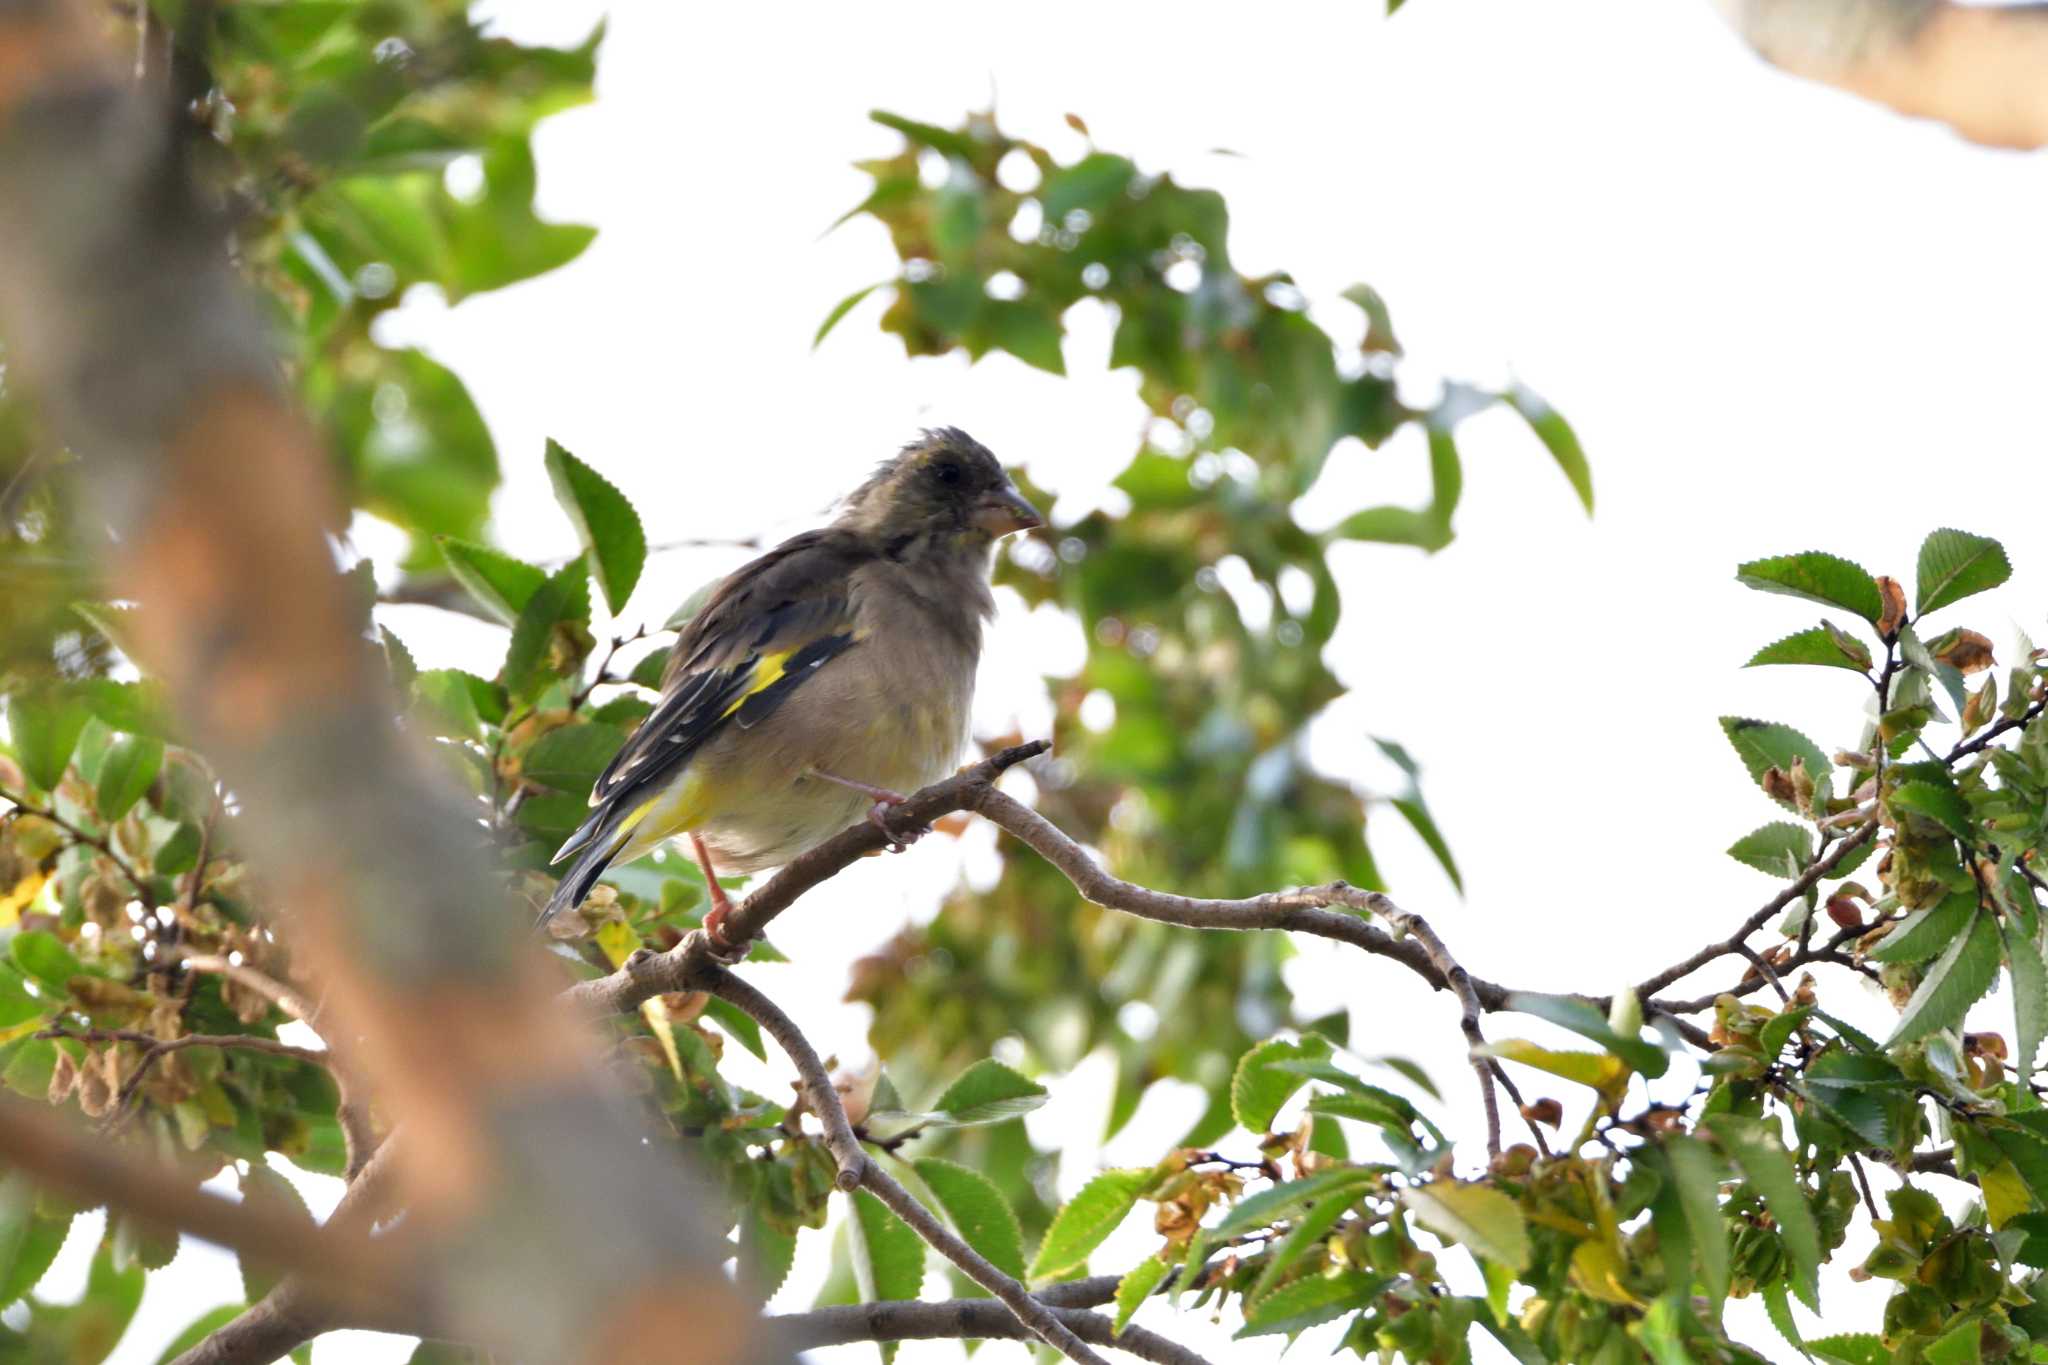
[537,428,1043,952]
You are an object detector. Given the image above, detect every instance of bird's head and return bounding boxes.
[840,428,1043,545]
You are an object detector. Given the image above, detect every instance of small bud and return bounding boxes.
[1791,972,1818,1008]
[1875,576,1908,640]
[1520,1098,1563,1128]
[75,1050,114,1118]
[1966,1032,2009,1062]
[1962,675,1997,735]
[1825,895,1864,931]
[1493,1144,1537,1177]
[1762,766,1798,805]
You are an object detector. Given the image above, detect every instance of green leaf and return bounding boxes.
[913,1158,1025,1280]
[1704,1114,1820,1311]
[544,440,645,615]
[12,930,85,994]
[238,1164,314,1303]
[1113,1255,1170,1334]
[1372,737,1461,892]
[1232,1033,1331,1133]
[1925,1317,1983,1365]
[929,1058,1048,1126]
[1889,780,1972,838]
[95,734,162,824]
[379,626,419,694]
[0,1204,70,1303]
[2003,916,2048,1076]
[1502,991,1668,1077]
[816,282,886,348]
[76,680,171,740]
[1214,1167,1379,1239]
[1762,1278,1807,1359]
[1727,823,1814,878]
[1916,528,2011,616]
[1661,1135,1729,1304]
[1734,552,1883,624]
[1235,1268,1383,1338]
[520,722,626,793]
[1719,717,1831,811]
[7,690,89,792]
[1029,1168,1153,1279]
[1869,890,1976,964]
[413,668,497,741]
[1807,1334,1891,1365]
[1246,1190,1356,1304]
[1402,1183,1531,1272]
[699,996,765,1061]
[503,559,591,696]
[1745,626,1871,673]
[847,1189,923,1363]
[1887,907,2000,1046]
[1506,386,1592,514]
[984,301,1066,375]
[437,538,547,625]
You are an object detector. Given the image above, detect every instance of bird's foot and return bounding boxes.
[864,794,932,853]
[699,884,750,965]
[809,768,930,852]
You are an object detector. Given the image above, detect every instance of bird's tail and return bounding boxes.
[536,805,627,931]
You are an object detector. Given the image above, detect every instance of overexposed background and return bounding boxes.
[78,2,2048,1361]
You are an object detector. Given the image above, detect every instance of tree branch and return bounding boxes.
[771,1299,1214,1365]
[695,964,1118,1365]
[1714,0,2048,149]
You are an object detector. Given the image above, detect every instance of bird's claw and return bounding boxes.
[700,896,751,964]
[866,798,930,853]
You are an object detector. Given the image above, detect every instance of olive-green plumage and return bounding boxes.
[539,428,1040,931]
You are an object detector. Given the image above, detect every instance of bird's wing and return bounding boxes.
[554,528,871,861]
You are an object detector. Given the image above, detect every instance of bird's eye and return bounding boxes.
[935,461,962,485]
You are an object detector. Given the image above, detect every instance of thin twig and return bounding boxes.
[0,788,156,906]
[177,953,315,1021]
[695,964,1114,1365]
[1634,821,1878,1000]
[772,1299,1213,1365]
[1376,906,1501,1159]
[37,1025,327,1123]
[1733,944,1792,1005]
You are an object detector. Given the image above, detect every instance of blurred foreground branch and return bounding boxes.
[1715,0,2048,147]
[0,3,767,1361]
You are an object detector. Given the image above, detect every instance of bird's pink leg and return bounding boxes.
[807,769,931,852]
[690,832,747,962]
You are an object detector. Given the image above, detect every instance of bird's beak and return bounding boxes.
[973,480,1043,537]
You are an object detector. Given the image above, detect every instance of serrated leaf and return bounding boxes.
[1869,891,1976,964]
[1762,1277,1807,1359]
[1506,386,1592,514]
[95,734,162,824]
[155,1305,256,1364]
[1703,1114,1820,1311]
[1029,1168,1152,1279]
[1719,717,1832,812]
[1917,528,2011,616]
[1214,1167,1379,1239]
[379,626,419,694]
[520,722,626,793]
[1887,907,2000,1045]
[238,1163,314,1303]
[1727,823,1813,878]
[1112,1254,1170,1334]
[503,559,591,696]
[1889,779,1972,838]
[1232,1033,1331,1133]
[437,537,547,626]
[1502,991,1668,1077]
[847,1188,923,1363]
[1734,552,1883,624]
[545,440,645,615]
[2003,917,2048,1076]
[1745,626,1871,673]
[1402,1183,1531,1272]
[929,1058,1048,1126]
[913,1158,1024,1280]
[1235,1268,1384,1338]
[1659,1134,1729,1309]
[1372,737,1460,892]
[1806,1334,1888,1365]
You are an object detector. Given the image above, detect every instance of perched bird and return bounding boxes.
[539,428,1042,950]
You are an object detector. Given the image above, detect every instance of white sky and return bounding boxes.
[83,3,2048,1362]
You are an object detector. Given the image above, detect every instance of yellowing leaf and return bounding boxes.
[1570,1237,1641,1306]
[1981,1158,2032,1229]
[1402,1182,1530,1273]
[595,918,638,968]
[1478,1039,1627,1096]
[0,872,45,929]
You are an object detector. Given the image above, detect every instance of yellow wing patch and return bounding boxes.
[719,649,794,720]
